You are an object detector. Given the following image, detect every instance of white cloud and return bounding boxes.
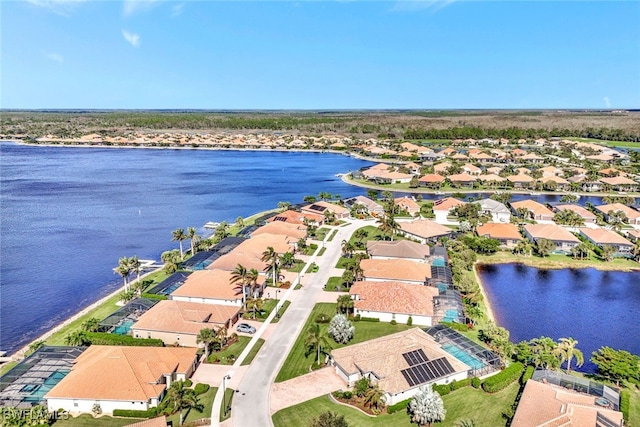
[392,0,456,13]
[123,0,160,17]
[122,30,141,47]
[25,0,87,16]
[46,53,64,64]
[603,96,611,109]
[171,3,184,17]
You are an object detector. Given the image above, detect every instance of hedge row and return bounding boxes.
[521,365,534,384]
[387,398,411,414]
[433,384,451,396]
[194,383,210,395]
[140,293,168,301]
[482,362,524,393]
[354,316,380,323]
[85,332,164,347]
[620,390,630,422]
[113,408,158,418]
[439,321,468,332]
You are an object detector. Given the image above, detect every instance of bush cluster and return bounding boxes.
[439,321,468,332]
[194,383,210,395]
[140,293,168,301]
[183,379,193,388]
[471,377,481,389]
[482,362,524,393]
[387,398,411,414]
[84,332,164,347]
[433,384,450,396]
[521,365,534,384]
[113,408,158,418]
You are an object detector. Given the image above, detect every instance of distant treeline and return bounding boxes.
[403,126,640,142]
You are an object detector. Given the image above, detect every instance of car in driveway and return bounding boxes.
[236,323,256,334]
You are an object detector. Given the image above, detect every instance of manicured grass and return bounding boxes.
[207,336,253,365]
[314,228,330,241]
[347,225,406,247]
[166,386,217,426]
[478,251,639,272]
[241,338,266,365]
[140,269,170,292]
[219,388,235,421]
[275,303,412,382]
[0,361,18,376]
[287,260,306,272]
[572,137,640,150]
[335,256,353,269]
[327,230,339,242]
[626,387,640,427]
[317,247,327,256]
[51,415,145,426]
[324,276,345,292]
[272,382,520,427]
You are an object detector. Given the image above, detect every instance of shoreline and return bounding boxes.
[473,264,496,323]
[477,254,640,272]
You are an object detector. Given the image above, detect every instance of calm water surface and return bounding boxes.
[477,263,640,372]
[0,143,373,354]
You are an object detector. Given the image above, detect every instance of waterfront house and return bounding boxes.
[433,197,466,223]
[366,240,430,262]
[301,201,350,219]
[45,346,198,415]
[398,219,454,244]
[598,176,638,192]
[578,228,635,256]
[476,223,522,248]
[209,234,295,272]
[251,221,307,241]
[446,173,477,188]
[477,173,507,188]
[511,200,555,222]
[171,269,245,306]
[131,300,241,347]
[395,196,421,216]
[625,228,640,243]
[350,281,439,326]
[506,174,534,189]
[462,163,482,175]
[538,175,569,190]
[478,198,511,223]
[433,162,452,174]
[343,195,384,217]
[523,224,580,253]
[418,173,446,188]
[552,204,597,224]
[360,258,431,285]
[595,203,640,225]
[269,209,324,225]
[330,328,469,406]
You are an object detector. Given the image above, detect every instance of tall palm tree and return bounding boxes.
[128,256,142,291]
[161,249,182,274]
[570,242,590,260]
[247,268,260,300]
[197,328,217,359]
[305,323,331,365]
[166,381,203,426]
[65,330,89,346]
[377,214,399,241]
[341,240,354,258]
[235,216,245,228]
[280,251,295,268]
[245,297,264,319]
[113,257,131,291]
[230,264,249,304]
[261,246,280,288]
[187,227,200,256]
[172,228,187,259]
[337,294,354,315]
[364,385,386,414]
[556,337,584,373]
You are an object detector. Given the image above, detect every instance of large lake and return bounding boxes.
[477,263,640,372]
[0,143,374,354]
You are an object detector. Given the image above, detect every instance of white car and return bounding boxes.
[236,323,256,334]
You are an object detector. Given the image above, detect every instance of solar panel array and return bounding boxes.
[402,349,429,366]
[308,204,327,212]
[401,357,455,387]
[274,216,288,222]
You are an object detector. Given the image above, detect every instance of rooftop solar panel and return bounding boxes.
[400,357,456,387]
[402,349,429,366]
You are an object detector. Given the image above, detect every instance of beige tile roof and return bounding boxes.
[395,196,420,212]
[399,219,453,240]
[351,281,439,316]
[269,209,323,225]
[539,175,569,185]
[477,223,522,240]
[507,174,535,183]
[45,346,197,401]
[447,173,477,182]
[366,240,430,260]
[361,258,431,282]
[524,224,580,243]
[171,269,241,300]
[555,204,596,220]
[251,221,307,240]
[599,176,637,186]
[132,300,240,335]
[433,197,466,211]
[512,380,623,427]
[477,173,506,182]
[511,200,555,218]
[208,233,294,272]
[302,201,349,215]
[579,227,633,246]
[596,203,640,220]
[418,174,445,183]
[330,328,469,395]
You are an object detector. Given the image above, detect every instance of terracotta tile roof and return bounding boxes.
[447,173,477,182]
[433,197,466,211]
[208,234,294,272]
[595,203,640,220]
[351,281,439,316]
[477,223,522,240]
[523,224,580,243]
[269,209,323,225]
[555,204,596,220]
[330,328,469,395]
[477,173,506,182]
[171,269,241,300]
[599,167,623,177]
[45,346,197,401]
[599,176,637,186]
[399,219,454,240]
[512,380,623,427]
[395,196,420,212]
[521,153,544,160]
[507,174,534,183]
[451,153,468,160]
[361,258,431,282]
[302,201,349,216]
[516,167,531,174]
[579,227,633,246]
[462,163,482,173]
[132,300,240,335]
[511,200,554,218]
[366,240,430,260]
[433,162,451,173]
[418,173,445,183]
[538,175,569,185]
[626,229,640,240]
[251,221,307,240]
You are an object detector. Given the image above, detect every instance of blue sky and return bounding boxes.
[2,0,639,109]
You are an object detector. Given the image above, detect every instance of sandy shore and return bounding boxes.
[473,264,496,323]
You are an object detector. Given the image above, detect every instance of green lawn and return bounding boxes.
[324,277,346,292]
[317,247,327,256]
[275,303,411,382]
[219,388,235,422]
[335,256,354,269]
[629,387,640,427]
[272,382,520,427]
[287,260,306,272]
[0,361,18,376]
[166,386,216,426]
[207,336,254,365]
[327,230,339,242]
[241,338,266,365]
[571,137,640,150]
[478,251,639,272]
[255,299,291,323]
[51,415,145,426]
[314,228,330,241]
[347,225,406,247]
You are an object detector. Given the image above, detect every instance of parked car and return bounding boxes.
[236,323,256,334]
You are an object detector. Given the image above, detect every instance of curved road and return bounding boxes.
[229,219,371,427]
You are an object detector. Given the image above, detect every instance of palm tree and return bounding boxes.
[161,249,182,274]
[261,246,280,288]
[341,240,354,258]
[530,337,560,369]
[247,268,260,299]
[65,331,89,346]
[305,323,331,366]
[214,221,230,241]
[280,251,295,268]
[113,257,131,291]
[166,381,203,426]
[377,214,399,241]
[364,384,386,414]
[197,328,216,359]
[236,216,245,228]
[172,228,187,259]
[515,207,530,223]
[556,337,584,373]
[570,242,590,260]
[607,210,627,231]
[230,264,250,304]
[633,243,640,262]
[535,238,555,257]
[455,420,477,427]
[337,294,354,315]
[26,340,46,356]
[601,244,616,261]
[81,317,100,332]
[245,297,264,319]
[408,384,446,427]
[187,227,200,256]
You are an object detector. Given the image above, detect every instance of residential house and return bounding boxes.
[552,204,597,224]
[506,174,534,189]
[45,346,198,415]
[447,173,477,188]
[330,329,469,406]
[538,175,569,190]
[625,229,640,243]
[476,223,522,248]
[360,258,431,285]
[301,201,350,219]
[131,300,241,347]
[462,163,482,175]
[171,269,245,306]
[350,281,439,326]
[523,224,580,253]
[343,195,385,217]
[433,162,452,174]
[433,197,466,223]
[395,196,421,216]
[366,240,430,262]
[595,203,640,225]
[477,174,506,188]
[418,173,446,188]
[521,153,545,163]
[599,176,638,192]
[579,228,635,256]
[209,234,295,272]
[269,209,323,226]
[478,198,511,223]
[511,200,555,222]
[399,219,454,244]
[251,221,307,241]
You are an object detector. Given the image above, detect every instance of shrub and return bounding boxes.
[433,384,451,395]
[113,408,158,418]
[183,379,193,388]
[354,377,370,398]
[315,314,331,324]
[328,314,355,344]
[521,365,534,384]
[440,321,468,332]
[450,378,471,390]
[621,390,630,422]
[407,316,413,326]
[482,362,524,393]
[471,377,481,389]
[342,391,352,399]
[390,319,397,325]
[194,383,210,395]
[356,317,380,322]
[140,293,168,301]
[84,332,164,347]
[387,398,411,414]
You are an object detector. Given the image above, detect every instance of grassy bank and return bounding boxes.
[477,251,640,272]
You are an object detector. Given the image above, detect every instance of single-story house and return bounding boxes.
[330,328,469,406]
[538,175,569,190]
[343,195,384,217]
[506,174,534,188]
[45,346,198,415]
[553,204,597,224]
[301,201,350,219]
[251,221,307,241]
[209,233,295,272]
[360,258,431,285]
[599,176,638,192]
[476,223,522,248]
[433,162,452,174]
[398,219,454,244]
[462,163,482,175]
[579,228,634,256]
[521,153,545,163]
[594,203,640,225]
[131,300,241,347]
[171,269,245,306]
[625,228,640,243]
[433,197,466,223]
[447,173,477,188]
[418,173,446,188]
[477,174,506,187]
[268,209,323,225]
[511,200,555,222]
[523,224,580,253]
[350,281,439,326]
[366,240,430,262]
[478,198,511,223]
[395,196,421,216]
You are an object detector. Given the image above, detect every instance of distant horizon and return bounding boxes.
[2,108,639,113]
